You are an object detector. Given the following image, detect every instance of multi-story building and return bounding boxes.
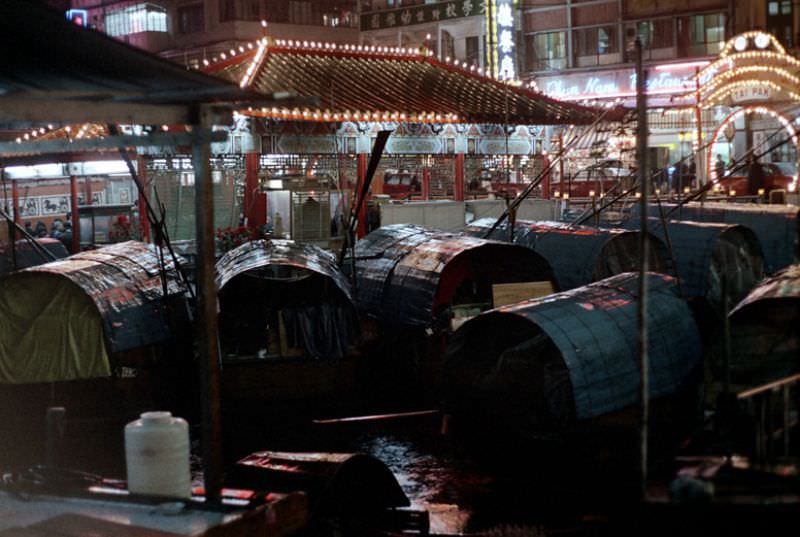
[359,1,490,71]
[67,1,360,67]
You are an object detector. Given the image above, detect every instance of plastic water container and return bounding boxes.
[125,411,191,498]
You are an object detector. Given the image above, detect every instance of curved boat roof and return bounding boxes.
[465,218,667,290]
[353,224,554,327]
[460,272,702,420]
[216,239,352,302]
[730,263,800,316]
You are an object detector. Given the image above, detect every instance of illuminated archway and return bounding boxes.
[707,105,798,192]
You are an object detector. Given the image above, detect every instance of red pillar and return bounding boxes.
[244,152,267,231]
[454,153,465,201]
[11,180,20,240]
[422,167,431,200]
[70,175,80,253]
[136,156,151,242]
[356,153,368,238]
[541,153,551,199]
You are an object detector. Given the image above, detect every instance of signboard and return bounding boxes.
[361,0,485,31]
[66,9,88,27]
[489,0,516,79]
[538,67,695,101]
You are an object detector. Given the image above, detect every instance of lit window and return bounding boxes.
[105,3,168,37]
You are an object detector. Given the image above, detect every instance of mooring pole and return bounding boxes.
[635,36,650,502]
[192,119,224,504]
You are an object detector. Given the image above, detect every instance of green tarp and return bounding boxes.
[0,273,109,383]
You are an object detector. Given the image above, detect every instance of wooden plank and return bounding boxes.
[492,281,555,308]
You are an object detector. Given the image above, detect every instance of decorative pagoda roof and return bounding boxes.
[208,40,612,125]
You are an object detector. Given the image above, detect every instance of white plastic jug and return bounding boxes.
[125,411,191,498]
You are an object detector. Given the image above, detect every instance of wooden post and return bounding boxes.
[356,152,368,238]
[192,129,223,504]
[454,153,465,201]
[70,175,80,253]
[135,156,151,242]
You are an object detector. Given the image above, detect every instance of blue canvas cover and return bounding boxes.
[639,202,798,274]
[464,218,668,291]
[350,224,554,327]
[450,272,702,421]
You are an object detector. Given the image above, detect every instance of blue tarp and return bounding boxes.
[464,218,667,291]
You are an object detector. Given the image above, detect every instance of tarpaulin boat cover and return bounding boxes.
[350,224,554,327]
[216,239,356,359]
[445,272,702,422]
[0,241,187,383]
[216,239,352,301]
[639,202,798,274]
[463,218,668,291]
[727,264,800,383]
[623,218,764,310]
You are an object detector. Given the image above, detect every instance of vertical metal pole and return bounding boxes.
[635,36,650,502]
[454,153,465,201]
[70,175,80,253]
[694,67,706,187]
[356,153,368,238]
[192,132,224,504]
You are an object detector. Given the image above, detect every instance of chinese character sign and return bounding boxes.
[491,0,516,80]
[360,0,485,31]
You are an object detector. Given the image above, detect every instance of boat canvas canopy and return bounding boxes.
[464,218,668,291]
[350,224,555,327]
[644,202,798,274]
[0,241,186,383]
[445,273,702,423]
[728,264,800,384]
[640,219,764,311]
[216,239,352,301]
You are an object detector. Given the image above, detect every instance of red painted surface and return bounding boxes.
[70,175,79,253]
[356,153,368,238]
[136,157,150,242]
[422,168,431,200]
[541,153,551,199]
[454,153,465,201]
[11,181,20,241]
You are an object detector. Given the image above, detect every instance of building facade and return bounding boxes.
[67,1,360,66]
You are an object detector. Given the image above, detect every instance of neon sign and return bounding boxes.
[488,0,516,79]
[66,9,88,27]
[542,69,692,100]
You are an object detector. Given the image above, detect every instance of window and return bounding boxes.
[177,3,204,34]
[105,3,167,36]
[635,19,673,49]
[219,0,260,23]
[289,1,313,25]
[573,26,617,66]
[684,13,725,55]
[767,1,794,47]
[465,36,480,66]
[525,31,566,72]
